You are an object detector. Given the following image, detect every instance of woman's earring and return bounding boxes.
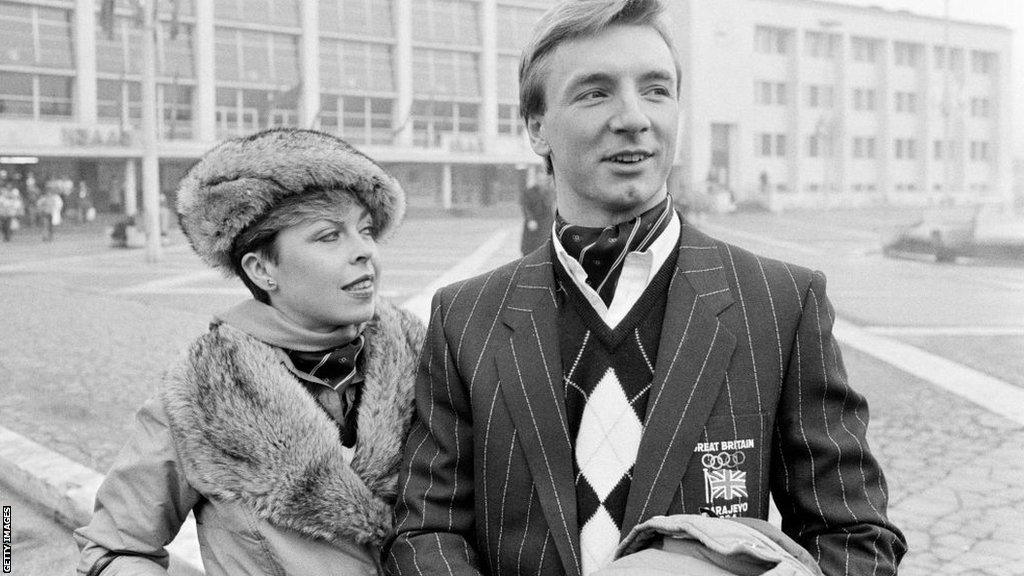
[266,279,277,291]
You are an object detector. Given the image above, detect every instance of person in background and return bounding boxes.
[0,181,25,242]
[36,185,63,242]
[520,177,555,255]
[385,1,905,575]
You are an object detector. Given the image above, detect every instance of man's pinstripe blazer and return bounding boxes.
[385,221,906,576]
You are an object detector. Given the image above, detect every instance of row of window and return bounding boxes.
[785,182,993,195]
[755,82,994,117]
[755,26,999,75]
[756,132,994,162]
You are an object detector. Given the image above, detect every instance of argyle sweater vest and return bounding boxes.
[553,245,677,575]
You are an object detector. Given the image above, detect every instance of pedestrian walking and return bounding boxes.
[386,1,905,575]
[520,179,554,255]
[23,172,40,228]
[0,184,25,242]
[75,128,424,576]
[36,187,63,242]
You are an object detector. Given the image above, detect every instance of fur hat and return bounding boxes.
[176,128,405,273]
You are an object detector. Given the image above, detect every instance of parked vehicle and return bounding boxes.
[884,204,1024,263]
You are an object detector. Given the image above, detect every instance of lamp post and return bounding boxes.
[140,0,162,262]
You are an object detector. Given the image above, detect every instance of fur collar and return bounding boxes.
[162,300,424,546]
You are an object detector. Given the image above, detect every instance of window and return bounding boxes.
[804,31,838,59]
[215,0,300,26]
[756,133,787,157]
[412,0,479,45]
[160,84,193,139]
[933,46,962,70]
[413,50,480,98]
[894,42,922,67]
[496,5,545,50]
[852,88,877,111]
[894,138,918,160]
[497,103,522,136]
[497,56,519,102]
[754,26,791,55]
[970,97,991,118]
[852,136,876,159]
[894,91,919,114]
[0,4,74,69]
[971,51,996,75]
[806,84,834,109]
[97,79,141,124]
[851,37,879,63]
[0,71,34,117]
[321,95,393,145]
[970,141,991,162]
[755,81,787,105]
[412,100,479,147]
[215,29,300,85]
[215,87,298,138]
[807,134,832,158]
[320,0,393,37]
[320,40,394,93]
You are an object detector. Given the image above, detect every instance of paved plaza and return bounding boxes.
[1,207,1022,574]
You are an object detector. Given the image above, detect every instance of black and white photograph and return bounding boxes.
[0,0,1021,574]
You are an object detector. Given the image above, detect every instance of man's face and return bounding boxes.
[528,24,680,226]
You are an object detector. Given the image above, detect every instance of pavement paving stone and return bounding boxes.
[897,335,1024,389]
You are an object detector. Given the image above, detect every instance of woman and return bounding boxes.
[75,129,424,575]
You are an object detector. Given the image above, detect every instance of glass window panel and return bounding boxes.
[319,0,340,32]
[214,29,240,81]
[38,75,74,117]
[273,0,300,26]
[273,35,300,86]
[497,56,518,101]
[214,0,239,20]
[0,5,33,66]
[36,7,74,68]
[0,70,34,116]
[319,41,341,90]
[217,87,237,106]
[241,32,270,82]
[161,24,194,77]
[242,0,271,23]
[367,44,393,91]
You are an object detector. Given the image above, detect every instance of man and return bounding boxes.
[385,1,906,575]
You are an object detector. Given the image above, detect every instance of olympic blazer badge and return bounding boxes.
[694,437,754,517]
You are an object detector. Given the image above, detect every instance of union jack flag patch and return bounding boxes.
[703,468,748,502]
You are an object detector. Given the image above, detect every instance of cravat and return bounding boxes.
[287,335,365,446]
[555,196,672,305]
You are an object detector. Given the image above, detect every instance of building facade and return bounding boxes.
[671,0,1014,209]
[0,0,1015,212]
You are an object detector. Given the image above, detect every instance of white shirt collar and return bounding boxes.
[551,211,680,328]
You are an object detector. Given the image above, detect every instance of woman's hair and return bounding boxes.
[229,187,365,303]
[518,0,681,174]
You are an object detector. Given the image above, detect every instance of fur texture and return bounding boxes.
[161,299,424,546]
[176,128,406,273]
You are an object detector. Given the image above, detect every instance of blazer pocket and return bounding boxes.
[683,412,768,518]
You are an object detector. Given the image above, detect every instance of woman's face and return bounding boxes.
[265,205,379,332]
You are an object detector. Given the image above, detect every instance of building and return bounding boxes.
[0,0,1015,213]
[0,0,553,213]
[671,0,1015,209]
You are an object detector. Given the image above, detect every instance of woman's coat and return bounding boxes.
[75,300,424,576]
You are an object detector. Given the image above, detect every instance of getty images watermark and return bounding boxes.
[2,505,10,573]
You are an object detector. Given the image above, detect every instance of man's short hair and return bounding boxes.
[518,0,680,124]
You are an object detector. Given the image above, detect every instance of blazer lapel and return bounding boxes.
[496,244,582,576]
[623,223,737,534]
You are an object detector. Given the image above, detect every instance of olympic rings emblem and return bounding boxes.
[701,451,745,470]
